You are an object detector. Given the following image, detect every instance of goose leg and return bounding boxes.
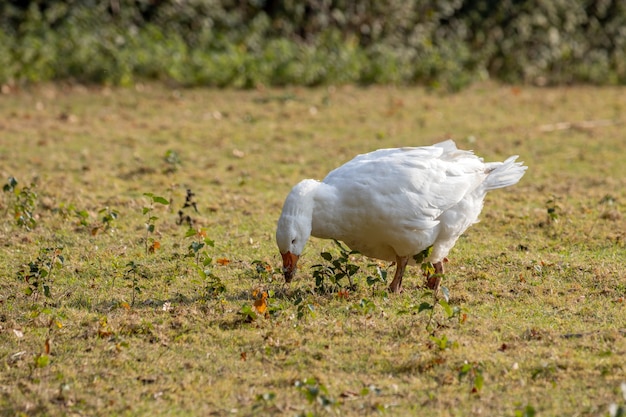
[426,261,444,291]
[389,256,409,293]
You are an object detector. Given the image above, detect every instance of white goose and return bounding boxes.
[276,140,527,292]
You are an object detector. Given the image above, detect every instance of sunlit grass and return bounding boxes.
[1,83,625,416]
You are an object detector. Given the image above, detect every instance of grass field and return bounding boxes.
[1,83,625,416]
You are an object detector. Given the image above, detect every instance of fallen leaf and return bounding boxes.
[44,338,51,354]
[216,258,230,266]
[254,292,268,314]
[149,241,161,253]
[340,390,359,398]
[98,328,112,338]
[460,313,468,324]
[240,352,247,361]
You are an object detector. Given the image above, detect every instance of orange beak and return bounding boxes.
[281,251,299,282]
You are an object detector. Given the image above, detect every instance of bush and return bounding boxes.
[0,0,625,88]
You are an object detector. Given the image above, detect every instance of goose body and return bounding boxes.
[276,140,527,292]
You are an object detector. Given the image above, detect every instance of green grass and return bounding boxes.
[1,83,625,416]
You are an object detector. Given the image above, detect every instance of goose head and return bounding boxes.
[276,179,318,282]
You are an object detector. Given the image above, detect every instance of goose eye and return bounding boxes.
[291,238,296,245]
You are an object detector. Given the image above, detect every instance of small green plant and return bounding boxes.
[52,202,89,229]
[294,377,337,415]
[27,307,64,378]
[96,206,119,234]
[253,392,277,413]
[73,207,90,228]
[546,197,559,224]
[366,263,389,295]
[352,298,376,315]
[251,260,280,282]
[123,260,147,306]
[514,404,537,417]
[185,228,225,298]
[3,176,38,230]
[397,286,463,331]
[239,304,258,322]
[458,361,484,394]
[294,296,316,321]
[430,334,457,351]
[397,292,436,316]
[185,227,214,265]
[413,245,438,280]
[17,247,64,299]
[311,240,360,293]
[142,193,170,254]
[163,149,182,173]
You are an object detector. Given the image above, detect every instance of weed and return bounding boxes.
[241,288,280,321]
[412,245,444,288]
[239,304,258,323]
[397,286,463,332]
[545,196,560,225]
[73,207,90,228]
[198,267,225,299]
[365,263,389,295]
[294,296,316,321]
[251,260,280,282]
[429,334,459,352]
[530,362,560,382]
[253,392,278,412]
[514,404,537,417]
[27,307,64,380]
[53,202,90,230]
[176,188,199,227]
[311,240,360,293]
[185,228,214,265]
[123,260,147,306]
[95,206,119,234]
[17,247,64,299]
[142,193,170,254]
[458,361,484,394]
[438,297,463,322]
[185,228,225,299]
[163,149,181,174]
[33,352,50,370]
[413,245,433,268]
[294,377,337,415]
[352,298,377,315]
[3,176,38,230]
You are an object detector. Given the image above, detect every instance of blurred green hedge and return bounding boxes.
[1,0,625,88]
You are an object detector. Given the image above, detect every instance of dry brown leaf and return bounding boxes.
[216,258,230,266]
